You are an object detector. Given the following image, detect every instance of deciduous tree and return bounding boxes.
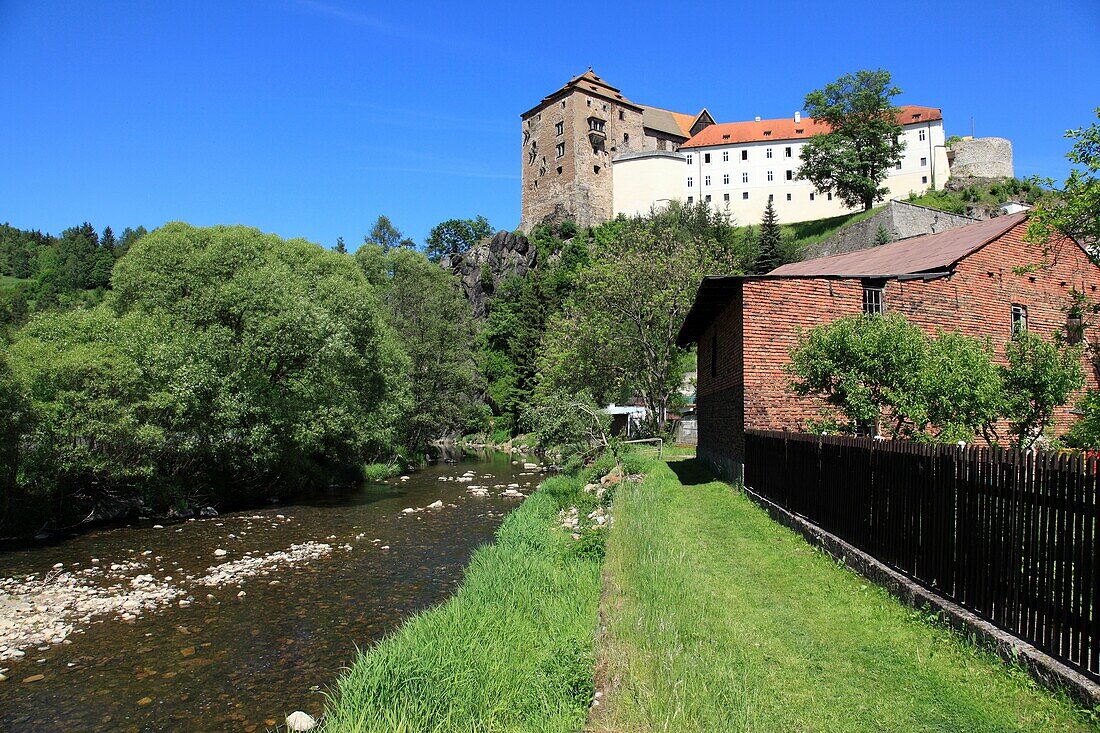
[798,69,905,211]
[424,215,492,262]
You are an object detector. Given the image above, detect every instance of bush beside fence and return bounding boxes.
[744,430,1099,679]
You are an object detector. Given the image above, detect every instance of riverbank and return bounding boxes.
[592,456,1097,731]
[319,462,616,732]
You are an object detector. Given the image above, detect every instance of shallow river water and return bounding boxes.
[0,450,539,732]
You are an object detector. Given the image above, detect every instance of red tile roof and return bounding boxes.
[768,213,1027,277]
[679,105,943,149]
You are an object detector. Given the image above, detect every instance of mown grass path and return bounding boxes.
[593,457,1098,732]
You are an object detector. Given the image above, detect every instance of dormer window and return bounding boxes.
[763,130,772,136]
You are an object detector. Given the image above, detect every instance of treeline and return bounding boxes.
[0,222,147,331]
[0,223,481,535]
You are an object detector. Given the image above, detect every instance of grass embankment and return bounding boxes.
[594,457,1097,732]
[320,467,607,733]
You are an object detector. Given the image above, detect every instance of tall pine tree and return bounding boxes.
[755,200,784,274]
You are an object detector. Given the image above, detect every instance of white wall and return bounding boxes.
[612,151,687,218]
[678,120,948,226]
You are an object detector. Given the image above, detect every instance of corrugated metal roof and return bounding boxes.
[679,105,943,149]
[768,213,1028,277]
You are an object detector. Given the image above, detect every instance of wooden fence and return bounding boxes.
[744,429,1099,678]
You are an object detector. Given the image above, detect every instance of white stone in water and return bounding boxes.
[427,500,443,509]
[152,524,164,529]
[401,508,416,514]
[237,591,246,598]
[286,710,317,731]
[213,549,227,557]
[52,563,64,570]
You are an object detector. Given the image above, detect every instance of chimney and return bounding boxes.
[754,116,761,122]
[794,111,801,123]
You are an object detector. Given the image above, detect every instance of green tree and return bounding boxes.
[0,348,30,525]
[355,243,482,447]
[334,236,347,254]
[365,215,414,251]
[921,331,1003,443]
[754,200,784,274]
[424,215,492,262]
[539,201,743,435]
[1028,107,1100,250]
[1000,332,1084,449]
[874,222,892,246]
[798,69,905,211]
[788,313,929,436]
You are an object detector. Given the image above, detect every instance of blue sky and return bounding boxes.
[1,0,1097,247]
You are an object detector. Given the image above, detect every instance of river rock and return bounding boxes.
[427,500,443,509]
[213,549,228,557]
[199,506,219,517]
[286,710,317,731]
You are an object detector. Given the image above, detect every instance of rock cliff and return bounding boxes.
[440,231,537,318]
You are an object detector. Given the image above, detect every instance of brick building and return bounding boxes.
[677,214,1100,476]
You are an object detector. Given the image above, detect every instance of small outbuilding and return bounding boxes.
[677,213,1100,477]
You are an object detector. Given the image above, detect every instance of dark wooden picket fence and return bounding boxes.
[744,429,1100,678]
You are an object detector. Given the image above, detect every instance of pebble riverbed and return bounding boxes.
[0,451,542,732]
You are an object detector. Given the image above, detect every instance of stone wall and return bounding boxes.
[440,231,537,319]
[950,137,1014,180]
[801,200,977,260]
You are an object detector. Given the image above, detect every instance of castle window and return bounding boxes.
[555,121,564,136]
[723,174,730,185]
[785,146,792,157]
[705,194,711,203]
[767,170,774,181]
[556,142,565,158]
[919,128,927,141]
[686,154,693,165]
[522,130,530,144]
[766,148,773,158]
[742,192,749,200]
[586,99,591,107]
[687,196,694,204]
[556,166,562,174]
[619,110,624,121]
[594,165,600,174]
[922,175,928,184]
[896,161,902,170]
[722,151,729,162]
[623,133,629,143]
[810,192,816,201]
[768,194,774,202]
[742,172,749,183]
[724,193,730,202]
[785,170,793,180]
[704,175,711,186]
[828,192,833,201]
[588,118,605,133]
[1012,304,1028,335]
[562,100,566,108]
[786,193,792,201]
[863,285,885,315]
[741,150,748,161]
[920,156,928,166]
[687,177,693,187]
[704,153,711,163]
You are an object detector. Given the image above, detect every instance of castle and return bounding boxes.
[519,70,954,232]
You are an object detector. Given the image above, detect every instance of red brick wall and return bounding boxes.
[696,221,1100,466]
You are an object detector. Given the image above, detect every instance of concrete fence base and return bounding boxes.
[741,484,1100,708]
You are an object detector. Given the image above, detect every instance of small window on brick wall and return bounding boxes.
[863,284,884,315]
[710,333,718,377]
[1012,304,1028,336]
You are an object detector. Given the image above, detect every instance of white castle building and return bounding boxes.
[520,71,952,230]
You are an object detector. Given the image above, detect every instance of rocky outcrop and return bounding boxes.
[441,231,538,318]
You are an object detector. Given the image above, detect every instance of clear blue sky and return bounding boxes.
[1,0,1097,247]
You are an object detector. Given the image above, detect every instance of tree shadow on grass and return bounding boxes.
[665,457,720,487]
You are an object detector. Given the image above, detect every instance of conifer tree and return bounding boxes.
[755,200,784,274]
[335,236,347,254]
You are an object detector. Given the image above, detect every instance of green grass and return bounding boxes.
[782,207,881,248]
[593,456,1098,732]
[320,472,603,733]
[0,274,31,290]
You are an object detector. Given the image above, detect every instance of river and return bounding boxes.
[0,450,539,732]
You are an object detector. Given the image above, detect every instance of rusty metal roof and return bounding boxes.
[768,213,1028,277]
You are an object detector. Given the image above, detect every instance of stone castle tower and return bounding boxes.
[519,71,646,232]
